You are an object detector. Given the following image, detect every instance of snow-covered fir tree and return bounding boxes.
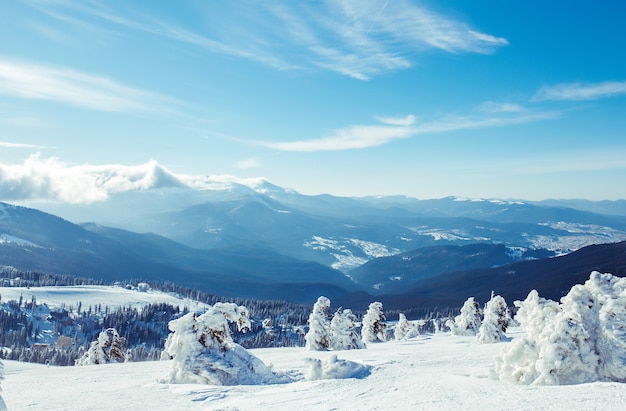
[476,293,510,343]
[330,309,364,350]
[447,297,482,336]
[394,313,418,341]
[361,302,386,344]
[305,296,332,351]
[76,328,127,365]
[496,272,626,385]
[160,302,288,385]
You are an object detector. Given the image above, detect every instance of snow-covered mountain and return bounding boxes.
[4,180,626,305]
[27,182,626,272]
[0,202,354,303]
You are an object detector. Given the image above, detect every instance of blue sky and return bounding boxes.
[1,0,625,202]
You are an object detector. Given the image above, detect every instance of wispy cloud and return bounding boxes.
[235,158,261,169]
[0,141,52,149]
[533,81,626,101]
[33,0,507,80]
[264,120,416,152]
[267,0,508,79]
[375,114,416,126]
[478,101,525,113]
[0,58,171,112]
[263,111,556,152]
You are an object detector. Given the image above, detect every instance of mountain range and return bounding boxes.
[3,180,626,307]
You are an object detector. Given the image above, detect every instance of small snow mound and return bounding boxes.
[305,355,370,380]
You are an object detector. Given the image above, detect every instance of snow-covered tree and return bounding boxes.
[76,328,127,365]
[496,272,626,385]
[394,313,418,341]
[476,294,510,343]
[361,302,386,344]
[447,297,482,336]
[305,296,331,351]
[330,309,365,350]
[161,302,288,385]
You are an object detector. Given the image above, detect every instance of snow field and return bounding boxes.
[4,329,626,410]
[0,285,209,312]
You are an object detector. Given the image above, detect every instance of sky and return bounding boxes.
[1,0,626,203]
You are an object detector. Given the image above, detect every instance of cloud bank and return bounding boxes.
[0,155,275,204]
[0,155,185,204]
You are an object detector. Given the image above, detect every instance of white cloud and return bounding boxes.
[0,59,169,112]
[0,155,184,203]
[533,81,626,101]
[263,110,556,152]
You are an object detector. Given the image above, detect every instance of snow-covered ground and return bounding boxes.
[3,328,626,410]
[0,285,208,312]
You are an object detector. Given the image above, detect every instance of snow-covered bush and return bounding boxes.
[361,302,386,344]
[76,328,127,365]
[496,272,626,385]
[330,309,364,350]
[305,296,331,351]
[161,302,288,385]
[477,294,510,343]
[394,313,418,341]
[447,297,482,336]
[305,355,370,380]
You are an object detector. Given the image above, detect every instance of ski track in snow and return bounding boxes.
[3,329,626,410]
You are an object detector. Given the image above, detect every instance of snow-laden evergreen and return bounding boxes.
[394,313,418,341]
[361,302,386,344]
[447,297,482,336]
[305,296,331,351]
[76,328,128,365]
[477,294,510,343]
[160,302,290,385]
[330,309,364,350]
[496,271,626,385]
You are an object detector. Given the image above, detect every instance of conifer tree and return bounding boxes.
[447,297,482,336]
[477,293,510,343]
[361,302,386,344]
[305,296,332,351]
[330,309,364,350]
